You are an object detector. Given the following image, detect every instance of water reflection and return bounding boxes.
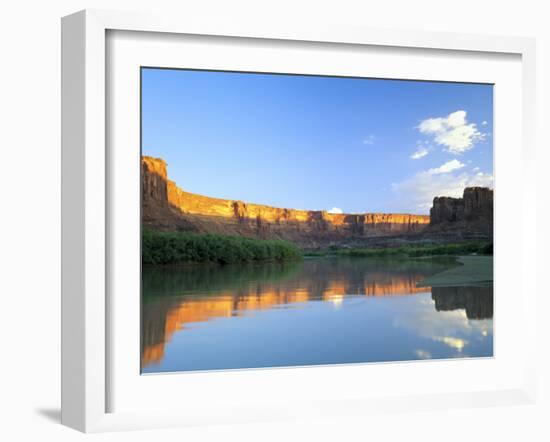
[141,257,493,372]
[432,286,493,319]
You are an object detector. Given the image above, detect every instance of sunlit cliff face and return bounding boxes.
[141,156,430,242]
[166,179,431,227]
[141,276,429,367]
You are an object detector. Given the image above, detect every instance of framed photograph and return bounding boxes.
[61,9,537,432]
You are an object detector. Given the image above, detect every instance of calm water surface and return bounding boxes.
[141,257,493,373]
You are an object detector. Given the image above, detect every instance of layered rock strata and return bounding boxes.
[428,187,493,239]
[430,187,493,225]
[142,156,430,247]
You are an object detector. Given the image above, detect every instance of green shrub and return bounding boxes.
[142,229,302,265]
[333,241,493,258]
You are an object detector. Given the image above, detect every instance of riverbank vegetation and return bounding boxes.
[143,228,492,266]
[142,229,302,265]
[304,241,493,258]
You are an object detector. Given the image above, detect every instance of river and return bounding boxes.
[141,257,493,373]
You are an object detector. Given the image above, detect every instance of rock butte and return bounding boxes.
[428,186,494,240]
[430,187,493,224]
[142,156,431,247]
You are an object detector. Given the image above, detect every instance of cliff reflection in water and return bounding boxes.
[141,258,493,369]
[432,286,493,320]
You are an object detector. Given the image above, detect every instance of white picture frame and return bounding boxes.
[61,9,538,433]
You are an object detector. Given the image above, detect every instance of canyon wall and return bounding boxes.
[142,156,430,247]
[430,187,493,224]
[429,187,493,239]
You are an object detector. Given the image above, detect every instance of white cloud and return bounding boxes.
[410,140,431,160]
[481,120,488,126]
[327,207,343,214]
[472,166,480,172]
[363,134,375,145]
[411,147,429,160]
[427,159,465,175]
[418,110,485,154]
[392,168,493,213]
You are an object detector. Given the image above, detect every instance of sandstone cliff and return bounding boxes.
[430,187,493,224]
[142,156,430,248]
[428,187,493,239]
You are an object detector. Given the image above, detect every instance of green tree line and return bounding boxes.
[142,229,302,265]
[305,242,493,258]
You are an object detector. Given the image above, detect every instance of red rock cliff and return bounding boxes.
[428,187,493,240]
[141,156,430,247]
[430,187,493,225]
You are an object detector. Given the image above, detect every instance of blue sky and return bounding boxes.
[142,68,493,214]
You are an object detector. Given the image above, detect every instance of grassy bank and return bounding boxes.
[417,256,493,287]
[304,242,492,259]
[142,229,302,265]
